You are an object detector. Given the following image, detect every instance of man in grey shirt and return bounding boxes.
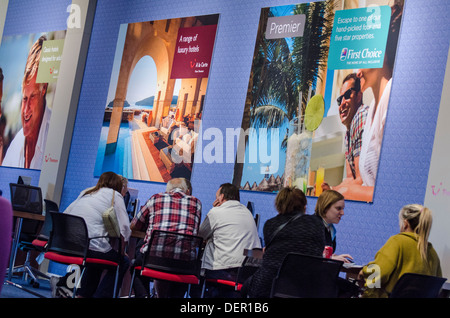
[198,183,261,297]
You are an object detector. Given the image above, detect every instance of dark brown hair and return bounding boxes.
[275,187,307,215]
[219,183,240,201]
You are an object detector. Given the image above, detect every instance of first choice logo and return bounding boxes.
[340,47,383,61]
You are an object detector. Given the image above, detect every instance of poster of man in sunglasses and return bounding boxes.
[320,2,403,202]
[322,73,369,196]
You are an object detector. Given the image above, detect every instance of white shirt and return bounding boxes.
[359,79,392,187]
[64,187,131,253]
[2,106,51,169]
[199,200,261,270]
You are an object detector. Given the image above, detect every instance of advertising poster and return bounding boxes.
[94,14,219,183]
[232,0,404,202]
[0,31,66,170]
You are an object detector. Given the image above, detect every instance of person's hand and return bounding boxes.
[332,253,353,263]
[212,199,221,207]
[321,182,331,191]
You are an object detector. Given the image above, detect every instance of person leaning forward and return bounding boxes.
[130,178,202,298]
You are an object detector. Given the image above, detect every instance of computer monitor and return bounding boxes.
[9,183,43,214]
[17,176,32,185]
[247,201,255,215]
[126,187,139,221]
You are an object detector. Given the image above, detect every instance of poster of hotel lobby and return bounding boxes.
[232,0,404,202]
[94,14,219,183]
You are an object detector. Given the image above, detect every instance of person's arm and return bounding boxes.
[130,201,150,232]
[114,191,131,241]
[322,157,363,192]
[198,214,213,241]
[334,183,374,202]
[360,236,399,296]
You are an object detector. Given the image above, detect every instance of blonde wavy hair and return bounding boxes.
[399,204,433,261]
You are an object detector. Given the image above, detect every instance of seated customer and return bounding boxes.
[315,190,361,297]
[63,171,131,298]
[314,190,353,262]
[359,204,442,298]
[130,178,202,298]
[199,183,261,297]
[242,187,325,298]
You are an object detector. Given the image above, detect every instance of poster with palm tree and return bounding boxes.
[232,0,404,203]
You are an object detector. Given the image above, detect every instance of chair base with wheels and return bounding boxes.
[10,242,50,288]
[7,183,49,291]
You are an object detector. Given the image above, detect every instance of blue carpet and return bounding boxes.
[1,276,52,298]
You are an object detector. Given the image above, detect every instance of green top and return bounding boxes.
[361,232,442,298]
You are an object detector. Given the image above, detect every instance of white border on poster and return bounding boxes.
[0,0,8,45]
[38,0,97,205]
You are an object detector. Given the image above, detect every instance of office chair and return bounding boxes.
[270,253,344,298]
[31,199,59,246]
[202,247,263,297]
[389,273,447,298]
[129,230,204,298]
[29,199,60,262]
[9,183,48,287]
[44,212,122,298]
[0,196,13,295]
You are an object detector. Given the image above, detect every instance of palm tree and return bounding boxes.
[292,1,336,115]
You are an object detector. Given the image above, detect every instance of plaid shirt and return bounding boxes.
[345,104,369,179]
[132,188,202,254]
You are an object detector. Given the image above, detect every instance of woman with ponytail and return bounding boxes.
[360,204,442,298]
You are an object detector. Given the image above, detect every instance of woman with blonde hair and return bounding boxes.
[360,204,442,298]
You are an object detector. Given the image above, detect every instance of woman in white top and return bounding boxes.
[64,171,131,298]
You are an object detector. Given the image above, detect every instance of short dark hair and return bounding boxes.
[219,183,240,201]
[342,73,360,91]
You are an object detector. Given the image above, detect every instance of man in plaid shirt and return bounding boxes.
[130,177,202,297]
[322,73,368,191]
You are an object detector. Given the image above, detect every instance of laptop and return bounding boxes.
[9,183,43,214]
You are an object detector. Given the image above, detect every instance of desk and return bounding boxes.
[131,230,145,239]
[243,248,363,282]
[8,210,45,281]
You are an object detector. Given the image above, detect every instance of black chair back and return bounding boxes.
[44,199,59,213]
[143,230,203,276]
[389,273,447,298]
[47,212,89,257]
[38,199,60,240]
[270,253,343,298]
[236,248,263,285]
